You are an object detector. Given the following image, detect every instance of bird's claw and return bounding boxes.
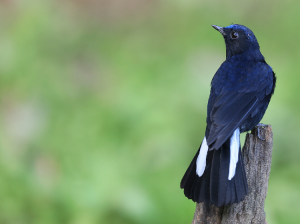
[256,123,267,140]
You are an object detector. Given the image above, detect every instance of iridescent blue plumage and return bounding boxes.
[180,24,276,207]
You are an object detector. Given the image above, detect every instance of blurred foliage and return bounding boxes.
[0,0,299,223]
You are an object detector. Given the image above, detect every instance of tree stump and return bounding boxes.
[191,125,273,224]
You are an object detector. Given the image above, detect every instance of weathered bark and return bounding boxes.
[191,125,273,224]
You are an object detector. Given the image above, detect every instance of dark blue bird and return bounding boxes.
[180,24,276,207]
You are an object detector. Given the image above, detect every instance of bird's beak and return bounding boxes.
[212,25,226,36]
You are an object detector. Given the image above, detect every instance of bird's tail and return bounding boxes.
[180,138,248,207]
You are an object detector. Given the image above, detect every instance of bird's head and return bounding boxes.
[212,24,261,59]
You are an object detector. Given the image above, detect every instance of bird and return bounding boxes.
[180,24,276,207]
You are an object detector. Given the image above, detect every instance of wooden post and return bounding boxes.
[191,125,273,224]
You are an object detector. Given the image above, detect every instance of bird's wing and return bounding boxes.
[206,63,274,150]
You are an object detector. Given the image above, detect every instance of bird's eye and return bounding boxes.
[231,32,238,39]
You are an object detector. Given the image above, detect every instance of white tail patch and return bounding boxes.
[228,128,240,180]
[196,137,209,177]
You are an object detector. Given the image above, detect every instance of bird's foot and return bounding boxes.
[256,123,267,140]
[256,123,268,127]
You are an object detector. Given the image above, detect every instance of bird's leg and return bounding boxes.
[256,123,267,140]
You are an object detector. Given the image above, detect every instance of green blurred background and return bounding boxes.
[0,0,299,223]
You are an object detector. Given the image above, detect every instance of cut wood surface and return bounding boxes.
[191,125,273,224]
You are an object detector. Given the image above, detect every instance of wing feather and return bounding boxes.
[206,62,274,149]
